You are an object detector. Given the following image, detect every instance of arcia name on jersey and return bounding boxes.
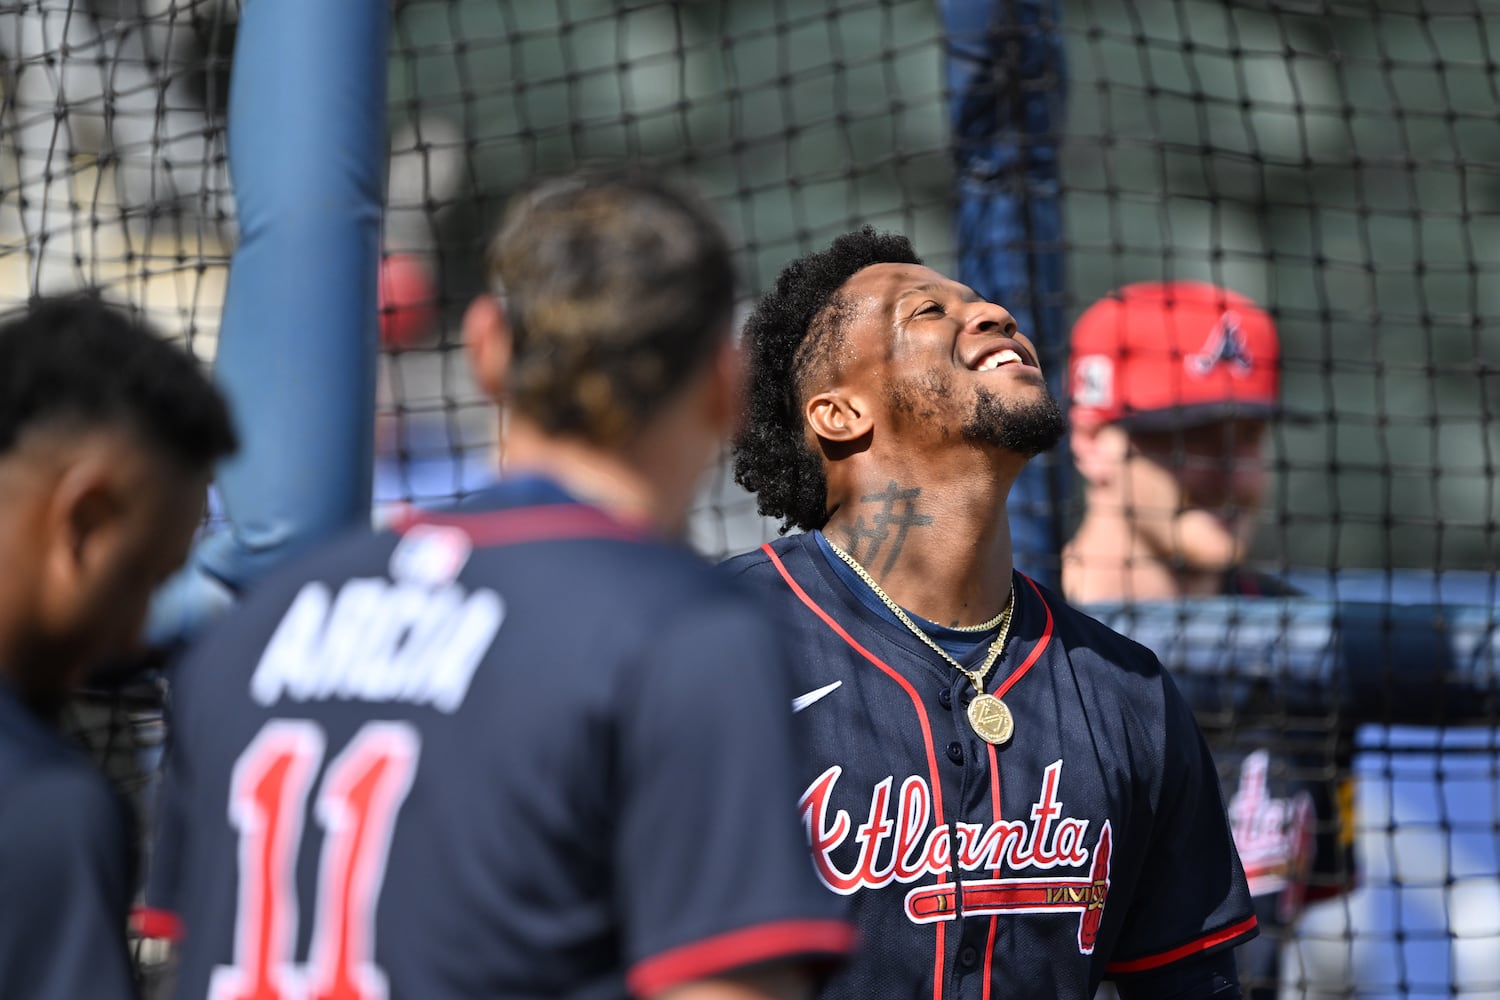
[249,524,504,713]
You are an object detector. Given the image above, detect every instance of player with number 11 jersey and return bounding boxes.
[146,170,853,1000]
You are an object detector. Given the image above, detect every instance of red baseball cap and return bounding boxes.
[1068,281,1288,430]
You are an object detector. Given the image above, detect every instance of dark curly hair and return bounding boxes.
[0,293,237,470]
[733,226,922,532]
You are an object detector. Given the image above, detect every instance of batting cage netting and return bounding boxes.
[3,1,1499,998]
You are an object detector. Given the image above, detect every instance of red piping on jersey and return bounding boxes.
[981,759,1002,1000]
[993,575,1054,699]
[131,906,183,943]
[763,543,948,1000]
[626,918,855,998]
[1104,914,1259,975]
[393,503,648,547]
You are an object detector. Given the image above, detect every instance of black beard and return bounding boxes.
[962,383,1066,456]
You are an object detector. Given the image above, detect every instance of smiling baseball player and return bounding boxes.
[725,227,1257,1000]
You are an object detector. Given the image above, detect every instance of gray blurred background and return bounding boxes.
[6,1,1493,572]
[378,0,1500,574]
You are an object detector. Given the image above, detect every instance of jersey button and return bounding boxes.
[960,946,980,967]
[938,688,953,709]
[946,741,964,765]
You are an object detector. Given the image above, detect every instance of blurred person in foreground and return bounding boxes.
[0,295,236,1000]
[146,168,854,1000]
[725,227,1256,1000]
[1061,281,1343,1000]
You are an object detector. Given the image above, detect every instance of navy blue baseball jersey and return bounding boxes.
[150,477,853,1000]
[0,679,139,1000]
[720,532,1257,1000]
[1188,570,1351,1000]
[1217,569,1351,913]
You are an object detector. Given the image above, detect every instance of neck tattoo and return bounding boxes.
[825,537,1017,746]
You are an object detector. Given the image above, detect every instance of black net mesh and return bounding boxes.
[4,2,1499,997]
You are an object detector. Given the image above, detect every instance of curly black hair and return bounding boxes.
[0,294,237,470]
[733,226,922,532]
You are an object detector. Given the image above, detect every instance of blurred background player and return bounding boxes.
[727,228,1256,1000]
[147,167,854,1000]
[1062,282,1298,602]
[0,294,236,1000]
[1061,281,1346,1000]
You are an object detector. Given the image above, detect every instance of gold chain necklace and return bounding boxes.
[942,604,1012,633]
[825,538,1017,746]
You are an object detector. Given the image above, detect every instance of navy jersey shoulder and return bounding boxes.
[158,485,850,1000]
[0,680,115,797]
[1036,581,1162,669]
[723,532,1255,1000]
[0,685,137,1000]
[1029,577,1175,690]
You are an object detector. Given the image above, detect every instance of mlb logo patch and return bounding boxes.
[1072,354,1114,408]
[390,523,474,587]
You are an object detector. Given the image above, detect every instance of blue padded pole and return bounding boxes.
[147,0,386,644]
[943,0,1068,589]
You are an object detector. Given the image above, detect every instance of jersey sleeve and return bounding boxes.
[1105,667,1258,987]
[1116,947,1243,1000]
[0,768,139,1000]
[614,591,855,998]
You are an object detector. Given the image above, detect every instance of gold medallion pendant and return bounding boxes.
[967,693,1014,746]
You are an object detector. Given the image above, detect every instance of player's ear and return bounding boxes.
[462,294,512,405]
[39,444,126,629]
[805,386,873,445]
[1070,419,1119,488]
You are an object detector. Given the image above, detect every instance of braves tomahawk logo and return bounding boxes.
[800,760,1111,954]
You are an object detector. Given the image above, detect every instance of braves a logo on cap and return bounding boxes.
[801,760,1111,954]
[1187,312,1254,377]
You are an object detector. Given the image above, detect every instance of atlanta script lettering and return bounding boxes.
[800,759,1112,953]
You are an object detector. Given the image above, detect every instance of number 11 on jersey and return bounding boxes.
[209,719,421,1000]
